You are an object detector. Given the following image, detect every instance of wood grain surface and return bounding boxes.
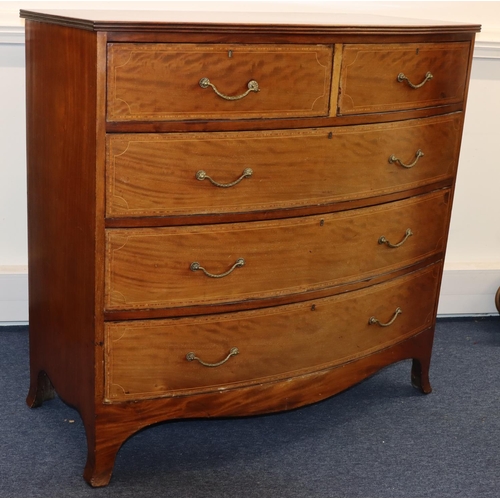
[105,189,450,311]
[339,42,470,114]
[105,263,440,401]
[106,114,462,218]
[107,43,333,121]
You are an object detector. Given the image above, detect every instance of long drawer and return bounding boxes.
[106,114,462,218]
[107,43,333,122]
[338,42,470,115]
[105,263,441,401]
[105,189,450,311]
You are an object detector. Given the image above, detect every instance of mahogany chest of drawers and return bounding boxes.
[20,9,480,486]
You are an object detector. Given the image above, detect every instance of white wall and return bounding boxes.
[1,1,499,323]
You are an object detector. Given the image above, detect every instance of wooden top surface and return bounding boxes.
[19,9,481,34]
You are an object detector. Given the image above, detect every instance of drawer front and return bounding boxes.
[105,190,450,311]
[107,43,333,122]
[106,114,462,218]
[339,42,470,115]
[105,263,441,401]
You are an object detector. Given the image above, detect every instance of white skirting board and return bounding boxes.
[438,266,500,317]
[0,268,28,325]
[0,267,499,325]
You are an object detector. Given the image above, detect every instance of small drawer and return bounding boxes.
[104,263,441,401]
[338,42,470,115]
[105,190,450,311]
[106,114,462,218]
[107,43,333,122]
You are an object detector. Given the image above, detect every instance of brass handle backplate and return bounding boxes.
[369,307,403,327]
[190,258,245,278]
[186,347,239,367]
[196,168,253,188]
[389,149,424,169]
[199,77,259,101]
[379,228,413,248]
[397,71,433,89]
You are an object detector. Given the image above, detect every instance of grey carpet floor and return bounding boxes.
[1,317,499,497]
